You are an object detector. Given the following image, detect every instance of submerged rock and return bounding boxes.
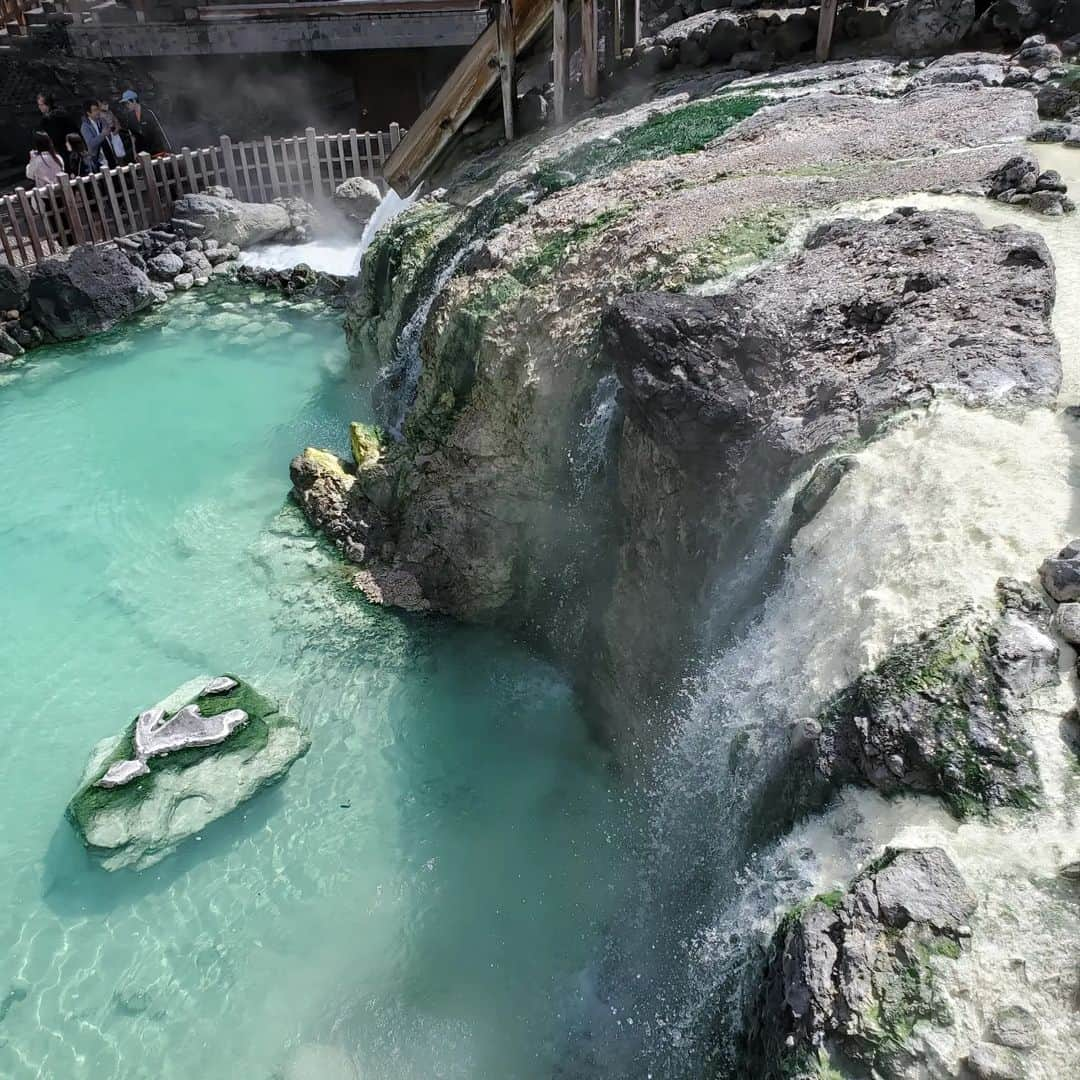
[67,675,309,871]
[29,245,154,342]
[744,847,976,1079]
[810,579,1055,817]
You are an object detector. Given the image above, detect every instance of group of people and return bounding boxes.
[26,91,171,190]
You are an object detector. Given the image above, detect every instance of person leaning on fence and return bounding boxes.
[97,99,132,168]
[119,90,171,157]
[65,133,95,178]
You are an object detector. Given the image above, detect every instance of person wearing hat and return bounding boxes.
[119,90,171,157]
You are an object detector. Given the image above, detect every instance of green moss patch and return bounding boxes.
[67,677,285,840]
[510,208,630,286]
[533,94,766,194]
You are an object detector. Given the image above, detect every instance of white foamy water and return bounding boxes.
[645,146,1080,1078]
[239,240,361,277]
[352,186,422,275]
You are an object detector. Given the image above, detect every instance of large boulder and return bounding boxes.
[172,193,291,249]
[891,0,978,55]
[745,848,976,1079]
[67,674,309,871]
[0,262,30,311]
[29,244,154,342]
[333,176,381,227]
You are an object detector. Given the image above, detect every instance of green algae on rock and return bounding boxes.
[68,675,310,871]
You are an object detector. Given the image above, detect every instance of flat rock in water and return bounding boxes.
[67,675,309,871]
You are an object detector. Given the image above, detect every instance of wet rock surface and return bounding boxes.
[745,847,976,1080]
[809,579,1055,817]
[67,675,309,871]
[28,244,154,342]
[172,192,292,249]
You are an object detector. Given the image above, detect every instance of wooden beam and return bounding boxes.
[605,0,621,74]
[621,0,638,49]
[496,0,516,141]
[581,0,598,99]
[816,0,838,62]
[552,0,569,124]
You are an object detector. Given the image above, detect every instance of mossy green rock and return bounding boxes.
[67,675,310,871]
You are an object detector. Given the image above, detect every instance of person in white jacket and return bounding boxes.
[26,131,65,188]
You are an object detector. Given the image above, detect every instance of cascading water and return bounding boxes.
[569,373,621,496]
[564,147,1080,1078]
[351,186,422,275]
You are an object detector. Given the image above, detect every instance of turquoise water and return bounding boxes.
[0,289,629,1079]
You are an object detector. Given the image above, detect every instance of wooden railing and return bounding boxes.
[1,123,403,268]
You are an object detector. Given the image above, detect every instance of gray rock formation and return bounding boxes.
[1039,539,1080,600]
[28,244,154,342]
[892,0,977,55]
[0,262,30,311]
[172,193,291,249]
[809,579,1055,817]
[147,251,184,280]
[745,847,976,1079]
[67,674,309,871]
[334,176,382,228]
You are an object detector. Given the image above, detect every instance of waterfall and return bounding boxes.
[569,373,620,495]
[564,164,1080,1078]
[350,185,422,276]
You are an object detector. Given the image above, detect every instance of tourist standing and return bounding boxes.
[118,90,171,157]
[79,101,106,170]
[35,92,75,153]
[26,132,65,188]
[97,99,131,167]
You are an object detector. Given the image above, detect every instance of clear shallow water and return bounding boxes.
[0,288,629,1079]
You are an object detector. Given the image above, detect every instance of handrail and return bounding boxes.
[1,123,404,268]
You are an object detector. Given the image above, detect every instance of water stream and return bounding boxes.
[0,286,631,1079]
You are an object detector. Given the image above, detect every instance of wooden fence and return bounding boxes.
[0,123,403,268]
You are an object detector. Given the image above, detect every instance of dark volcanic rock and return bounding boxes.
[891,0,978,56]
[808,579,1054,817]
[0,263,30,312]
[608,209,1058,480]
[745,847,976,1080]
[29,245,154,342]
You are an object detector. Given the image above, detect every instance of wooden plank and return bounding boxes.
[553,0,569,124]
[89,175,113,240]
[348,128,362,178]
[497,0,516,141]
[582,0,599,99]
[622,0,639,49]
[16,188,45,261]
[100,167,125,237]
[138,152,164,227]
[281,138,297,196]
[128,161,150,229]
[389,121,402,150]
[362,132,375,179]
[58,174,88,244]
[220,134,241,197]
[196,0,483,17]
[606,0,622,72]
[6,197,30,264]
[44,184,67,250]
[0,205,17,267]
[383,0,553,194]
[117,165,138,235]
[816,0,838,62]
[305,127,321,198]
[336,133,347,189]
[265,135,282,198]
[182,146,199,196]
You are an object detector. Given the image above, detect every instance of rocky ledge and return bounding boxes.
[67,674,309,871]
[745,847,977,1080]
[804,578,1057,819]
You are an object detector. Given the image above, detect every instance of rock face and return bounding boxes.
[172,193,291,249]
[67,675,309,871]
[892,0,977,55]
[0,263,30,311]
[810,579,1055,817]
[745,847,976,1080]
[28,244,154,342]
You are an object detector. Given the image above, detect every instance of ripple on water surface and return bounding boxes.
[0,287,630,1080]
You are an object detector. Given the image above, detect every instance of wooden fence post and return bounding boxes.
[496,0,516,141]
[15,189,45,261]
[58,173,88,245]
[816,0,838,61]
[265,135,282,198]
[553,0,569,124]
[622,0,639,49]
[219,134,241,196]
[389,122,402,150]
[605,0,623,74]
[582,0,599,100]
[305,127,322,198]
[138,152,164,226]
